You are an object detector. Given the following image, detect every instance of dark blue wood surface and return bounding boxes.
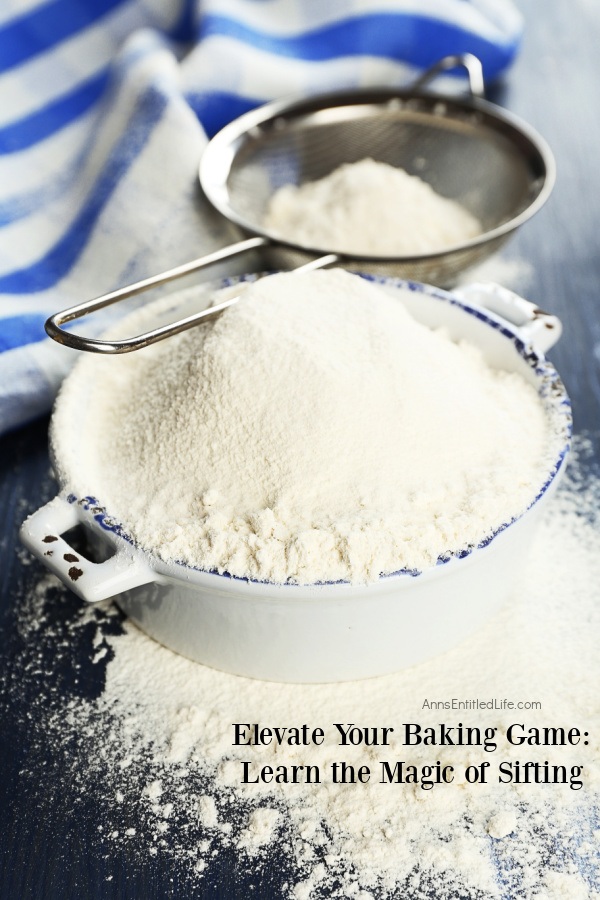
[1,2,599,897]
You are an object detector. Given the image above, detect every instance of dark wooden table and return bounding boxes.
[1,2,599,897]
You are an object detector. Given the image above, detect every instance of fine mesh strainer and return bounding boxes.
[46,54,555,354]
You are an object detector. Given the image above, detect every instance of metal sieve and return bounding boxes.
[45,54,555,354]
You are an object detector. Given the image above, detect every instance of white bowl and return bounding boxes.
[20,278,571,682]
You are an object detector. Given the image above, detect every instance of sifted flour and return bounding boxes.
[10,440,600,898]
[53,269,554,583]
[262,159,482,255]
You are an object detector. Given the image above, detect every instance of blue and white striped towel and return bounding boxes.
[0,0,523,435]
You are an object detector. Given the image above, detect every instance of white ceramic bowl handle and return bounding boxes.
[19,495,154,603]
[453,283,562,355]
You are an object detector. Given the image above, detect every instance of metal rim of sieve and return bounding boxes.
[199,58,555,266]
[45,54,556,354]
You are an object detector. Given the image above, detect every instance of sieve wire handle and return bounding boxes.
[410,53,485,100]
[45,236,267,354]
[45,236,338,354]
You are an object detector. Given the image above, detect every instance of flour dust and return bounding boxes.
[7,438,600,899]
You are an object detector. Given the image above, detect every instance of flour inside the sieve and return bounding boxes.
[55,268,556,583]
[262,159,481,255]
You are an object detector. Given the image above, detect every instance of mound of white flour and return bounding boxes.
[263,159,481,255]
[55,269,553,583]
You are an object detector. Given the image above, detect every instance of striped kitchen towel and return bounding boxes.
[0,0,523,435]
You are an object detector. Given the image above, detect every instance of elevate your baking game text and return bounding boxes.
[232,722,588,790]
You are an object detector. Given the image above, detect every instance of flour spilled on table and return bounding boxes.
[12,439,600,899]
